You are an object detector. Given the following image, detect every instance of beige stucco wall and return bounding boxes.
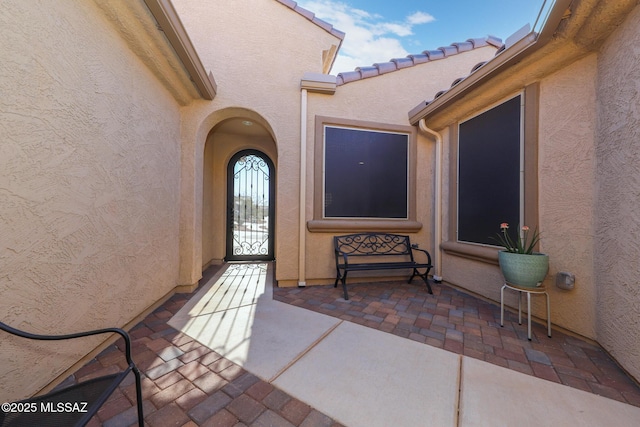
[203,140,216,266]
[429,3,640,382]
[0,0,182,400]
[172,0,342,285]
[594,5,640,381]
[440,55,600,340]
[304,46,498,285]
[538,55,598,338]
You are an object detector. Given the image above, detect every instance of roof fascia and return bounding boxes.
[143,0,217,100]
[275,0,345,74]
[409,0,572,125]
[301,72,337,94]
[275,0,346,40]
[323,39,343,74]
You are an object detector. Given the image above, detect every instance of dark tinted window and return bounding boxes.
[458,95,521,244]
[324,126,408,218]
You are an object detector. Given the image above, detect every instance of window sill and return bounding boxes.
[441,240,499,265]
[307,219,423,233]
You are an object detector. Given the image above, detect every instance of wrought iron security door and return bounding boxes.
[226,150,275,261]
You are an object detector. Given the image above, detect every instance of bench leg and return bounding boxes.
[410,268,433,294]
[335,269,350,300]
[341,272,349,300]
[133,367,144,426]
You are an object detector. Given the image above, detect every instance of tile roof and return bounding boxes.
[336,36,502,85]
[418,34,530,110]
[275,0,346,40]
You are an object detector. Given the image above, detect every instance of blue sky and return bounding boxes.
[297,0,547,73]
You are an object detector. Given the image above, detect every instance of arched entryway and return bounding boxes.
[226,150,275,261]
[200,111,277,272]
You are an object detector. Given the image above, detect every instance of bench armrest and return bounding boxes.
[334,250,349,266]
[0,320,145,427]
[411,244,432,265]
[0,321,135,368]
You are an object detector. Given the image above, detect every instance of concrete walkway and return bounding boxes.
[168,263,640,427]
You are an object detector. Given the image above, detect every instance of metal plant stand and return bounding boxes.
[500,282,551,341]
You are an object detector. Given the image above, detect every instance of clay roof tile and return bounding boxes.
[374,62,398,74]
[335,36,503,86]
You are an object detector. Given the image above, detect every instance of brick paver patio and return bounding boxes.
[60,265,639,425]
[73,265,344,427]
[274,280,640,408]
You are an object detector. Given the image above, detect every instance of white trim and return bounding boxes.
[299,89,308,287]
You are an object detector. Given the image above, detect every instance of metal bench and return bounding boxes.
[0,321,143,427]
[334,233,433,300]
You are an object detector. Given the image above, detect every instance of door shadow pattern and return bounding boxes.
[57,263,344,426]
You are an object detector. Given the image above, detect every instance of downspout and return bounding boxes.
[299,73,337,287]
[418,119,443,282]
[299,88,308,287]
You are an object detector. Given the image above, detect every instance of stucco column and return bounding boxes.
[178,110,204,288]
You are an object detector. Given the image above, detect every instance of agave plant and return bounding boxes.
[493,223,541,254]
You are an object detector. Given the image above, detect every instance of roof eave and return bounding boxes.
[408,33,537,124]
[409,0,572,125]
[274,0,345,74]
[144,0,217,100]
[324,38,344,74]
[301,72,337,94]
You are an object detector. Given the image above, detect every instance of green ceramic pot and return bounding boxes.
[498,251,549,288]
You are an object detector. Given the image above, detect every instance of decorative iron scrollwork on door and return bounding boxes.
[226,150,274,261]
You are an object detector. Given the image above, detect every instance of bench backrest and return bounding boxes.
[334,233,413,258]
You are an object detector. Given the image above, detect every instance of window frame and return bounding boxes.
[308,116,421,232]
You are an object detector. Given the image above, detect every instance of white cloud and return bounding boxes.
[407,11,436,25]
[297,0,436,73]
[379,23,413,37]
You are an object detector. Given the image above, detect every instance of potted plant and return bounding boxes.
[493,223,548,288]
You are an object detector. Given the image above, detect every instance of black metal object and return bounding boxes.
[226,150,275,261]
[0,321,143,427]
[333,233,433,300]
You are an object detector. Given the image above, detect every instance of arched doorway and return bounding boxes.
[226,150,275,261]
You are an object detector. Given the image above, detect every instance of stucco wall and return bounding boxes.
[173,0,342,285]
[203,140,216,266]
[305,46,498,284]
[440,55,600,340]
[594,5,640,381]
[538,55,598,339]
[0,0,182,399]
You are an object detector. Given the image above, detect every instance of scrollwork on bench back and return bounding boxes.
[334,233,411,256]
